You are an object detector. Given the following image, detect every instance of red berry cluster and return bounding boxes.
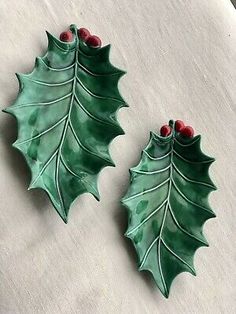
[59,27,102,48]
[78,28,101,48]
[160,120,194,138]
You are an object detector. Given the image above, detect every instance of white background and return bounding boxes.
[0,0,235,313]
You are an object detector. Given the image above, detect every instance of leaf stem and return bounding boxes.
[70,24,78,39]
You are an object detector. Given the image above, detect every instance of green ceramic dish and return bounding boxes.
[122,120,216,298]
[4,24,127,222]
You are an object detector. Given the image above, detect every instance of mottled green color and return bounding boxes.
[4,24,126,223]
[122,120,216,298]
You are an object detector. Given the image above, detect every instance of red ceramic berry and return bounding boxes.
[181,126,194,138]
[175,120,185,132]
[85,35,102,48]
[78,28,90,41]
[60,31,73,42]
[160,125,172,137]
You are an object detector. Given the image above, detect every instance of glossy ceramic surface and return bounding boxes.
[4,24,126,222]
[122,120,216,298]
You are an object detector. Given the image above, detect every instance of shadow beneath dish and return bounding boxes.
[1,114,49,214]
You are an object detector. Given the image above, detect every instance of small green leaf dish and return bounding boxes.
[3,24,127,222]
[122,120,216,298]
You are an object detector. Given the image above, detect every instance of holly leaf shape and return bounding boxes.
[122,120,216,298]
[4,24,126,223]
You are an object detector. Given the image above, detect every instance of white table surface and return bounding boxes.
[0,1,235,313]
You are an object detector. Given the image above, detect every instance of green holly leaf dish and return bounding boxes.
[3,24,126,223]
[122,120,216,298]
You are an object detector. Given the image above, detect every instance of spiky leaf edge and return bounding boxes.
[3,24,128,223]
[122,120,216,297]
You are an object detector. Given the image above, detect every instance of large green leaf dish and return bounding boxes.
[4,24,126,222]
[122,120,216,298]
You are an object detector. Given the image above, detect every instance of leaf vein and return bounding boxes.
[161,238,196,274]
[139,236,159,269]
[131,165,170,175]
[158,239,168,296]
[126,199,167,236]
[60,155,81,178]
[76,76,124,103]
[74,94,117,127]
[40,58,75,71]
[55,150,66,218]
[124,178,170,202]
[168,203,208,246]
[30,149,58,187]
[23,77,74,87]
[172,162,216,189]
[16,115,67,146]
[173,149,213,164]
[77,61,121,77]
[143,150,171,161]
[174,137,200,147]
[12,93,72,109]
[171,179,214,215]
[69,121,111,164]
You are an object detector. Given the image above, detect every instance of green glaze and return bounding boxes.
[122,120,216,298]
[4,24,126,222]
